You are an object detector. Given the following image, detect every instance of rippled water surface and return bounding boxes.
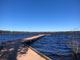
[0,33,80,60]
[30,33,80,60]
[0,33,38,45]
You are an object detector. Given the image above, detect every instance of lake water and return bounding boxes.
[0,33,80,60]
[30,33,80,60]
[0,33,38,45]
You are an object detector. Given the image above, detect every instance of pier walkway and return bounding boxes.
[0,34,52,60]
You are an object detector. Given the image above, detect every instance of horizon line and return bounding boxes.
[0,29,80,32]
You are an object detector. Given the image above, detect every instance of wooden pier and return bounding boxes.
[0,34,52,60]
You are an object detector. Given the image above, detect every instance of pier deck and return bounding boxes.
[0,34,52,60]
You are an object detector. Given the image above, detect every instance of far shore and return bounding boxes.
[0,30,80,34]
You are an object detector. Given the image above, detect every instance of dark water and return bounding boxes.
[0,33,38,45]
[0,33,80,60]
[30,33,80,60]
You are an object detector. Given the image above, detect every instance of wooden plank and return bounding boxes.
[17,46,52,60]
[0,34,52,60]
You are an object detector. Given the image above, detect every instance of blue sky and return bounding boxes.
[0,0,80,32]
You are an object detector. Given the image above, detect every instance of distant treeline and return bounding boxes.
[0,30,80,34]
[0,30,29,33]
[33,31,80,34]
